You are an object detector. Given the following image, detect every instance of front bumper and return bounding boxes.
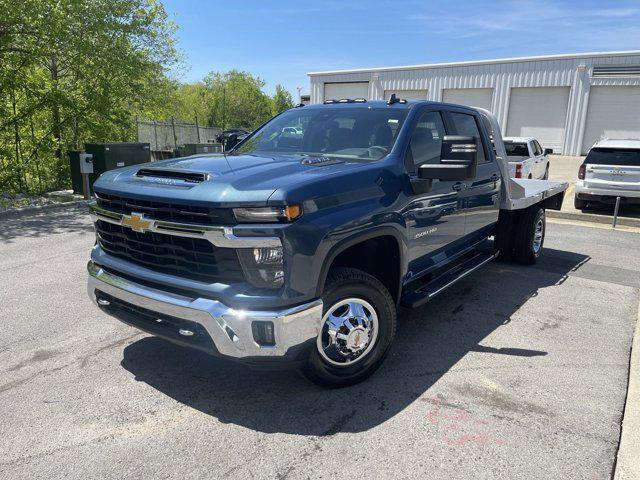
[87,261,323,363]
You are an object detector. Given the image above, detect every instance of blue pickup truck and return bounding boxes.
[87,97,567,387]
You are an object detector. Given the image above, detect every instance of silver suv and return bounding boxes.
[575,139,640,209]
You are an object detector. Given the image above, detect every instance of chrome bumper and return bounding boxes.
[87,261,322,359]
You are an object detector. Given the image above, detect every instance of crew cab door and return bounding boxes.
[402,108,467,276]
[447,109,501,238]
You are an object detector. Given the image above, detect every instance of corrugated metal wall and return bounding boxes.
[309,53,640,155]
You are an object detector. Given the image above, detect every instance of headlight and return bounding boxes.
[238,246,284,289]
[233,205,302,223]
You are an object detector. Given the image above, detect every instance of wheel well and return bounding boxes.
[326,236,401,303]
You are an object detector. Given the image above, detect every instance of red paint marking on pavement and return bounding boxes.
[446,423,462,432]
[425,396,504,447]
[444,408,470,422]
[444,429,491,447]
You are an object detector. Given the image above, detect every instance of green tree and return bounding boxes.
[170,82,209,124]
[202,70,273,130]
[0,0,179,193]
[272,84,294,114]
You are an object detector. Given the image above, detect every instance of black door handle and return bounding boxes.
[452,182,465,191]
[490,174,499,181]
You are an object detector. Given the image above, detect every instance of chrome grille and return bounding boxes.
[94,191,235,226]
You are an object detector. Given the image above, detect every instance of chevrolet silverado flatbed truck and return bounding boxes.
[87,97,567,387]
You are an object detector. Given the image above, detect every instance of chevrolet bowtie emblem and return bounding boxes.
[121,213,154,233]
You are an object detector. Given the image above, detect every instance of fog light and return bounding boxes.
[253,247,283,264]
[238,247,284,289]
[252,321,276,346]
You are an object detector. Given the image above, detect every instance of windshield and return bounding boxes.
[232,107,409,161]
[585,148,640,166]
[505,143,529,157]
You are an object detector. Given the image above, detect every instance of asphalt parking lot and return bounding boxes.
[1,208,639,479]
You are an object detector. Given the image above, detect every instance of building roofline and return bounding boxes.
[307,50,640,76]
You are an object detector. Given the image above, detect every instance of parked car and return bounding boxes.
[215,128,250,143]
[215,128,250,149]
[575,139,640,209]
[282,126,303,137]
[503,137,552,179]
[87,100,567,388]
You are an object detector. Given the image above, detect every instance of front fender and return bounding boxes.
[314,225,407,299]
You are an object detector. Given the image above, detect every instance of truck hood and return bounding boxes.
[92,152,370,206]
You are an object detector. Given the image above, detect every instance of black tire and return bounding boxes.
[513,206,545,265]
[301,267,396,388]
[574,196,587,210]
[494,210,515,261]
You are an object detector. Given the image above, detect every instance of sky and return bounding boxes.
[161,0,640,99]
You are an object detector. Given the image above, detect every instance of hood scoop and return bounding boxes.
[301,156,344,167]
[136,168,209,184]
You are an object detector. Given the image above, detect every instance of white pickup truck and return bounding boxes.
[504,137,552,180]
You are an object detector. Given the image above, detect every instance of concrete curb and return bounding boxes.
[547,209,640,228]
[615,297,640,479]
[0,199,89,220]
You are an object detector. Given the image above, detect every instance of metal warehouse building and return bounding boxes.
[307,51,640,155]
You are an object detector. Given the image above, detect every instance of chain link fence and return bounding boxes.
[137,119,222,151]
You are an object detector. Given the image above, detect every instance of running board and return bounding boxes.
[401,251,498,309]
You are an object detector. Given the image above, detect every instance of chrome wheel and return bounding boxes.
[533,215,545,253]
[317,298,378,367]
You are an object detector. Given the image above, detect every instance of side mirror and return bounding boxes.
[418,135,478,181]
[544,148,553,155]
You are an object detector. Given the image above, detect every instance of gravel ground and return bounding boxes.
[0,190,82,213]
[0,209,638,480]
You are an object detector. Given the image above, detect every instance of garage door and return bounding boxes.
[324,82,369,101]
[581,86,640,154]
[384,89,428,100]
[507,87,570,153]
[442,88,493,111]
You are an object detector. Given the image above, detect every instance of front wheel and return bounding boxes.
[301,267,396,388]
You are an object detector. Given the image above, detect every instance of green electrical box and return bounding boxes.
[68,143,151,194]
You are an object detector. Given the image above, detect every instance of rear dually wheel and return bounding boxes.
[513,206,545,265]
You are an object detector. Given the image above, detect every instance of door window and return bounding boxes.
[450,112,487,163]
[533,140,543,156]
[409,111,446,167]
